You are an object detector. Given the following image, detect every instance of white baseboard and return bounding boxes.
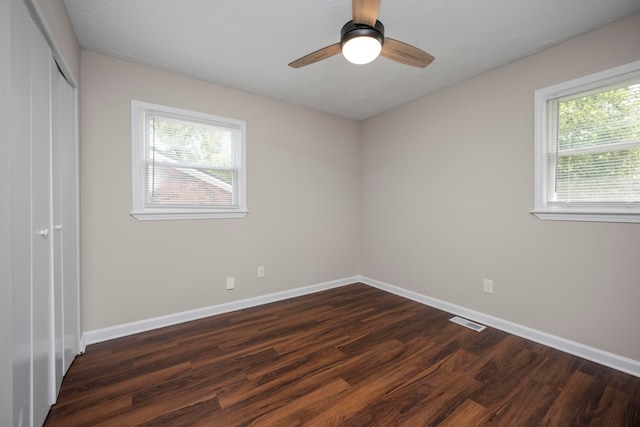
[358,276,640,378]
[82,276,358,347]
[82,274,640,378]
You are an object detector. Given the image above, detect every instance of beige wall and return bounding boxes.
[361,13,640,361]
[80,50,361,330]
[80,12,640,363]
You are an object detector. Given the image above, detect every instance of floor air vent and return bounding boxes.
[449,316,486,332]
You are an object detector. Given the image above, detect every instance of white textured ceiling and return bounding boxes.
[63,0,640,120]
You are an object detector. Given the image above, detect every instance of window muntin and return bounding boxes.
[131,101,247,220]
[533,61,640,223]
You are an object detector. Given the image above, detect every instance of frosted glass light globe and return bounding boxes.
[342,36,382,65]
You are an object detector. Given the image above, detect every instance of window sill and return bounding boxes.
[131,211,249,221]
[531,209,640,224]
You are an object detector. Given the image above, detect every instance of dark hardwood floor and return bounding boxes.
[44,283,640,426]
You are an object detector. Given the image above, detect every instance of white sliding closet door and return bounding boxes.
[51,60,65,396]
[8,1,35,425]
[30,18,56,427]
[51,61,79,387]
[0,0,12,421]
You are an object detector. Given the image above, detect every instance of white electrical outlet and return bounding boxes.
[483,279,493,294]
[226,277,235,290]
[257,266,265,278]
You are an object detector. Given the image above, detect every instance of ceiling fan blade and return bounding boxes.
[380,38,435,68]
[288,43,342,68]
[352,0,380,26]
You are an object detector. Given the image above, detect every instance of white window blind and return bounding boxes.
[145,113,237,207]
[131,101,247,220]
[548,79,640,204]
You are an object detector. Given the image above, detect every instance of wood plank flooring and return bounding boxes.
[44,283,640,426]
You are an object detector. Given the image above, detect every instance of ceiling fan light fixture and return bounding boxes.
[288,2,434,70]
[340,20,384,65]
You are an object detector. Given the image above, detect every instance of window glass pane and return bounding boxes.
[145,114,235,168]
[555,148,640,202]
[146,163,234,206]
[557,80,640,152]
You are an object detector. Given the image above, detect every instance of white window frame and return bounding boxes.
[131,100,247,220]
[532,60,640,224]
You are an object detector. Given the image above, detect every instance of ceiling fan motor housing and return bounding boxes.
[340,20,385,48]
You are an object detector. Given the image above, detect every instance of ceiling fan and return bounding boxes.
[288,0,434,69]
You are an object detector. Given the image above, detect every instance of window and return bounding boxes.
[131,100,247,220]
[532,60,640,223]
